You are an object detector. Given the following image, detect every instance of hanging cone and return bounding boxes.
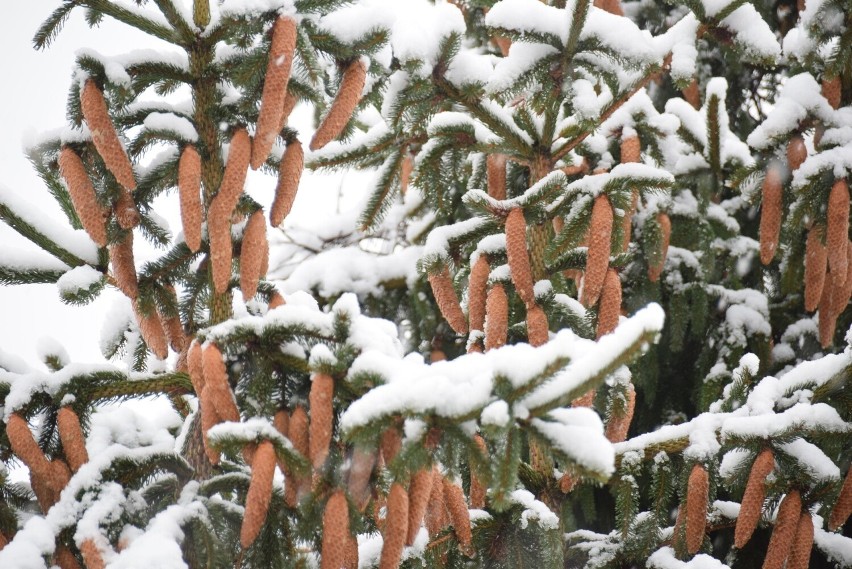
[178,145,202,252]
[270,139,304,227]
[485,283,508,350]
[486,154,507,200]
[760,167,783,265]
[378,483,409,569]
[347,447,376,511]
[217,128,251,214]
[526,303,549,347]
[252,16,298,169]
[829,468,852,530]
[109,231,138,299]
[648,212,671,282]
[344,533,359,569]
[6,413,51,480]
[469,434,488,509]
[582,194,613,306]
[621,134,641,163]
[559,472,577,494]
[240,211,268,301]
[321,490,350,569]
[269,291,286,309]
[113,186,139,230]
[309,373,335,469]
[735,448,774,548]
[593,0,624,15]
[200,388,223,465]
[406,468,435,546]
[240,440,276,549]
[54,545,82,569]
[827,179,849,279]
[58,147,108,247]
[380,426,402,465]
[79,538,106,569]
[468,255,489,333]
[443,478,473,553]
[289,406,311,501]
[57,407,89,473]
[80,80,136,191]
[279,91,298,132]
[682,78,701,109]
[46,459,71,497]
[187,340,205,395]
[505,208,535,305]
[425,470,449,537]
[310,59,368,151]
[428,267,468,334]
[786,512,814,569]
[823,76,842,109]
[132,300,169,360]
[596,268,622,338]
[685,464,708,555]
[161,285,186,353]
[787,135,807,172]
[763,490,802,569]
[201,343,239,422]
[818,273,839,348]
[804,226,828,312]
[604,383,635,443]
[208,202,233,295]
[400,153,414,195]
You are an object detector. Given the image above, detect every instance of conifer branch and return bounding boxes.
[0,202,89,268]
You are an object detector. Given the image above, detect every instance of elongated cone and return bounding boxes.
[763,489,802,569]
[787,512,814,569]
[425,468,448,536]
[760,167,783,265]
[594,0,624,15]
[240,211,268,301]
[672,505,686,551]
[58,147,107,247]
[344,533,359,569]
[178,145,202,252]
[805,226,828,312]
[819,274,838,347]
[469,435,488,509]
[443,478,472,552]
[505,208,535,305]
[621,135,640,164]
[30,470,53,513]
[787,135,807,172]
[648,212,671,282]
[429,267,468,334]
[200,388,222,465]
[597,268,622,338]
[682,78,701,109]
[79,538,106,569]
[133,300,169,359]
[310,59,368,151]
[270,139,304,227]
[6,413,50,479]
[279,91,298,132]
[289,406,311,501]
[218,128,252,215]
[833,240,852,317]
[605,383,635,443]
[109,231,138,299]
[113,186,139,230]
[487,154,507,200]
[252,17,298,169]
[47,458,71,496]
[526,303,549,347]
[348,447,376,511]
[309,373,334,469]
[379,483,409,569]
[582,195,613,306]
[468,255,489,333]
[54,545,82,569]
[161,285,186,353]
[485,283,508,350]
[400,153,414,195]
[201,343,239,422]
[80,80,136,191]
[269,291,286,309]
[187,340,205,395]
[685,464,708,555]
[321,490,350,569]
[823,76,842,109]
[735,448,774,548]
[380,426,402,465]
[406,468,435,545]
[828,179,849,279]
[829,468,852,530]
[57,407,88,473]
[240,440,276,548]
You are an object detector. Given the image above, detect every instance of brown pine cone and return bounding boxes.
[380,426,402,465]
[109,231,138,299]
[485,283,509,350]
[270,139,304,227]
[823,76,842,109]
[113,186,139,230]
[682,78,701,109]
[804,226,828,312]
[621,134,641,164]
[379,483,409,569]
[819,272,839,348]
[829,467,852,530]
[648,212,671,282]
[289,406,311,502]
[526,303,549,347]
[132,300,169,360]
[428,267,468,334]
[827,179,849,279]
[240,211,268,301]
[187,340,205,395]
[309,373,335,470]
[443,477,473,553]
[79,538,106,569]
[6,413,51,480]
[311,59,368,150]
[58,147,108,247]
[468,255,490,333]
[321,490,350,569]
[201,343,239,422]
[80,80,136,191]
[400,153,414,196]
[57,407,89,473]
[178,145,202,252]
[425,468,448,536]
[347,447,376,512]
[200,388,222,465]
[596,268,622,338]
[685,464,709,554]
[786,135,807,172]
[406,468,435,545]
[505,208,536,305]
[604,383,635,443]
[217,128,251,215]
[240,440,276,548]
[486,154,507,200]
[54,544,82,569]
[763,489,802,569]
[582,194,613,306]
[735,448,775,548]
[759,167,783,265]
[469,434,488,509]
[786,511,814,569]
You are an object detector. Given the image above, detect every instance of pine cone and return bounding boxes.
[240,211,268,301]
[54,544,82,569]
[240,440,276,548]
[379,483,409,569]
[58,147,108,247]
[178,145,202,252]
[428,267,468,334]
[425,468,448,536]
[685,464,708,554]
[526,303,549,346]
[344,533,359,569]
[594,0,624,15]
[804,226,828,312]
[200,389,222,465]
[289,406,311,502]
[763,489,802,569]
[786,512,814,569]
[201,343,239,422]
[621,135,641,164]
[310,59,368,151]
[787,135,807,172]
[469,434,488,509]
[829,467,852,530]
[321,490,350,569]
[279,91,298,132]
[47,459,71,497]
[682,79,701,109]
[505,208,536,305]
[827,179,849,279]
[823,76,842,109]
[347,447,376,512]
[57,407,89,473]
[109,231,138,299]
[80,80,136,191]
[270,139,304,227]
[597,268,622,338]
[487,154,507,200]
[406,468,435,546]
[161,286,186,353]
[79,538,106,569]
[734,448,774,548]
[605,383,635,443]
[269,291,286,309]
[132,300,169,360]
[582,194,613,306]
[251,16,298,169]
[468,255,490,333]
[113,186,139,230]
[443,478,473,553]
[380,426,402,465]
[760,167,783,265]
[485,283,509,350]
[187,340,205,395]
[648,212,671,282]
[309,373,335,470]
[819,273,839,348]
[217,128,251,215]
[6,413,51,480]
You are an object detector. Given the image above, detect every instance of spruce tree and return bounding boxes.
[0,1,850,569]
